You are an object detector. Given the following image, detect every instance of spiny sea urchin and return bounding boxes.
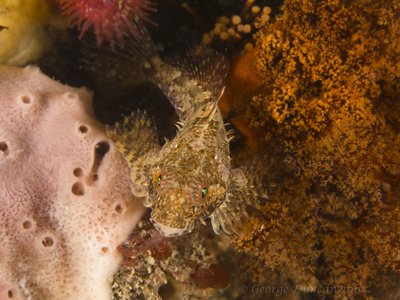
[59,0,156,46]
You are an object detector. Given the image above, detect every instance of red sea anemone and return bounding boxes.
[59,0,156,46]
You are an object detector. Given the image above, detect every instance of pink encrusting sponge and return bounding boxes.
[59,0,155,45]
[0,65,144,299]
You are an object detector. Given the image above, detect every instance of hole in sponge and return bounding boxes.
[71,182,84,196]
[0,142,8,152]
[78,125,88,134]
[114,204,123,214]
[73,168,83,177]
[86,142,110,185]
[42,236,54,247]
[22,220,32,229]
[21,95,31,104]
[95,141,110,157]
[101,247,109,254]
[7,290,13,298]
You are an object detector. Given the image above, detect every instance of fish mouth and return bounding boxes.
[150,218,190,237]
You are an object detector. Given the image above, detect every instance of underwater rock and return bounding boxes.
[0,65,144,299]
[112,218,228,300]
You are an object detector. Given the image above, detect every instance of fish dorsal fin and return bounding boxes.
[168,47,230,100]
[106,109,159,169]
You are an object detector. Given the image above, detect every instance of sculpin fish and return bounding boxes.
[104,28,264,237]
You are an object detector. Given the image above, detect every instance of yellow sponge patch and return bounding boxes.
[0,0,50,66]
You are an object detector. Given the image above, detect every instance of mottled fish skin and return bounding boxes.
[107,53,236,236]
[148,101,231,236]
[105,27,262,237]
[146,55,228,121]
[137,48,240,236]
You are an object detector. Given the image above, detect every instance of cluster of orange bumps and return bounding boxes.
[225,0,400,297]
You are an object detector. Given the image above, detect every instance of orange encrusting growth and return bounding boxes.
[219,47,264,153]
[232,0,400,296]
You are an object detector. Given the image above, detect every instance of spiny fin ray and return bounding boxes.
[168,47,230,99]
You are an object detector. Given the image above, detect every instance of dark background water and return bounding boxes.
[38,0,282,144]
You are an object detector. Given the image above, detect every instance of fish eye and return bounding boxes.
[201,187,208,199]
[156,175,162,186]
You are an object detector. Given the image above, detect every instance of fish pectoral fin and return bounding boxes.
[210,205,238,235]
[106,109,159,169]
[233,153,271,209]
[210,164,270,235]
[210,173,245,235]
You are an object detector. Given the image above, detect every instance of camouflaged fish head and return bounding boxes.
[146,102,230,236]
[101,28,268,237]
